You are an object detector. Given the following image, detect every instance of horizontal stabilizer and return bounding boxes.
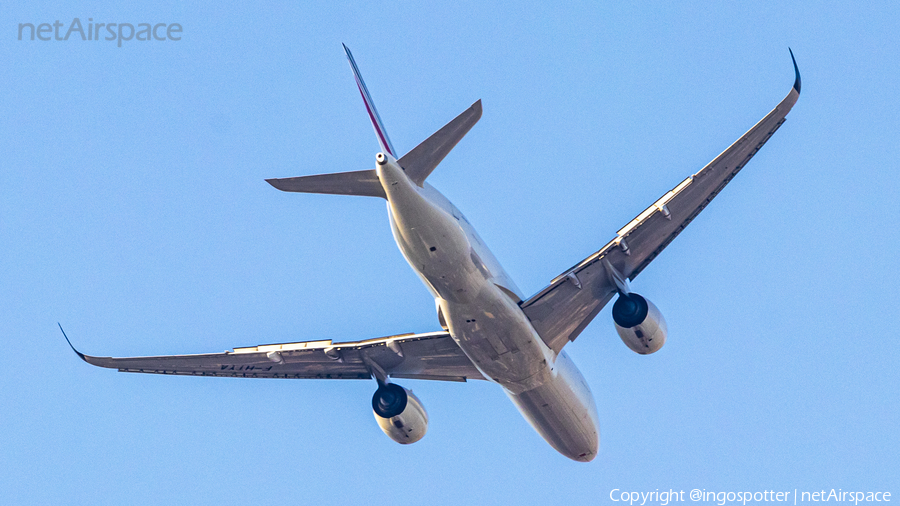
[398,100,482,186]
[266,170,386,199]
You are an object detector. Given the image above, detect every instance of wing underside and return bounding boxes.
[65,328,484,382]
[522,54,802,353]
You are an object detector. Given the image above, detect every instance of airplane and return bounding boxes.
[62,45,801,462]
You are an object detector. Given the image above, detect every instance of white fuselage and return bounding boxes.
[377,155,600,461]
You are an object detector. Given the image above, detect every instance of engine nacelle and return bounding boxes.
[372,383,428,444]
[612,293,667,354]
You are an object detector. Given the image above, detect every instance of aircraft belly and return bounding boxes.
[384,174,482,304]
[441,282,599,461]
[507,350,600,462]
[441,281,555,393]
[380,157,598,460]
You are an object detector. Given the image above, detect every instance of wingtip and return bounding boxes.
[789,48,801,94]
[58,323,87,361]
[265,177,290,192]
[472,99,483,120]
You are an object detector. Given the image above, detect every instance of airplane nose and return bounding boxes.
[575,452,596,462]
[565,428,599,462]
[574,440,598,462]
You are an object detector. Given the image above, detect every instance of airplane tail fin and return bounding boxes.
[266,45,481,198]
[343,43,482,186]
[343,43,397,158]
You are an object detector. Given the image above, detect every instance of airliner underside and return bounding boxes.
[63,46,801,462]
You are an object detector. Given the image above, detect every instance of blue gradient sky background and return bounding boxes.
[2,1,898,504]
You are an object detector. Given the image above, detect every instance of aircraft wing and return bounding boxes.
[522,53,802,353]
[63,327,484,382]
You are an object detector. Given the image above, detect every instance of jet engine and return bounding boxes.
[372,383,428,444]
[612,293,667,354]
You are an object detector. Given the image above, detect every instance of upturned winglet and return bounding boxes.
[789,48,801,93]
[58,323,87,361]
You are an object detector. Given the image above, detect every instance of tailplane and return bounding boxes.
[399,100,481,186]
[266,45,481,198]
[344,43,482,183]
[266,170,385,198]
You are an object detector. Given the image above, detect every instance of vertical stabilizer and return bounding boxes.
[343,43,397,157]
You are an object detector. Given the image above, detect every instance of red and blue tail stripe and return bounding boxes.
[342,43,396,158]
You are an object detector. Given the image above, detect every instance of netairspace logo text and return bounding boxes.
[18,18,182,47]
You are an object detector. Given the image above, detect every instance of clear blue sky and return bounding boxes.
[2,1,897,504]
